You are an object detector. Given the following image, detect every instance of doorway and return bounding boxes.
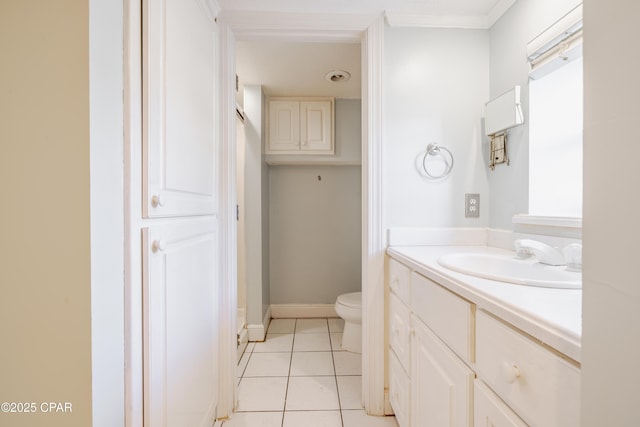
[218,15,387,418]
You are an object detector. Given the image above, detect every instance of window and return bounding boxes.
[529,57,583,217]
[527,5,583,219]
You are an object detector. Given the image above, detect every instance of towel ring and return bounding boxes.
[422,143,454,179]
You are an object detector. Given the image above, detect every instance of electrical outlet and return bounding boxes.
[465,193,480,218]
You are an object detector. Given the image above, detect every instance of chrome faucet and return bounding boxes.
[513,239,566,266]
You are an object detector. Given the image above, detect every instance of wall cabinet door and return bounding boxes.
[268,100,301,152]
[143,0,217,218]
[143,219,218,427]
[411,318,474,427]
[300,101,333,153]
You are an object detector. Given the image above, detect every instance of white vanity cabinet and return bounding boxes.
[474,379,528,427]
[267,98,334,155]
[388,259,412,427]
[388,261,475,427]
[411,317,474,427]
[386,252,582,427]
[410,272,475,427]
[476,310,581,427]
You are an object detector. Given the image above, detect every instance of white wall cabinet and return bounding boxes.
[267,98,334,154]
[387,255,582,427]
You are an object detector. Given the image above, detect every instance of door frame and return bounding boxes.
[216,11,387,417]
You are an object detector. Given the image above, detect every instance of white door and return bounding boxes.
[141,0,219,426]
[143,0,217,218]
[411,318,474,427]
[143,219,218,427]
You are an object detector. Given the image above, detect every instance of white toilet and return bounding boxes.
[334,291,362,353]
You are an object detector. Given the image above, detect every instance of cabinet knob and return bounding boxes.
[502,362,521,384]
[151,240,166,253]
[151,194,165,208]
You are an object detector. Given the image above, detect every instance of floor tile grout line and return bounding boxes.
[327,317,346,427]
[280,318,296,427]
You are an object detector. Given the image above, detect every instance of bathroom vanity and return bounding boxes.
[386,245,581,427]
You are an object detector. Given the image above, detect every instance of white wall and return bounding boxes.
[488,0,581,230]
[270,166,362,303]
[383,26,490,230]
[236,115,247,318]
[244,85,270,326]
[89,0,125,426]
[269,99,362,304]
[581,1,640,425]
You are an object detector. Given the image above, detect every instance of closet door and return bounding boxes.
[143,219,218,427]
[143,0,217,218]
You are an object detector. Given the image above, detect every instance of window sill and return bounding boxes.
[512,215,582,238]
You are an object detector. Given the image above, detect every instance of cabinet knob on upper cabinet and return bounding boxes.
[502,362,521,384]
[151,240,166,253]
[151,194,165,208]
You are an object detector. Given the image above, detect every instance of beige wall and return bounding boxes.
[0,1,92,426]
[582,1,640,425]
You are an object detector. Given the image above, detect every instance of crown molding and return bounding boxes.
[385,0,516,29]
[220,10,377,42]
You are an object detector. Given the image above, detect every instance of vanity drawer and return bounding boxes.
[389,293,411,372]
[389,350,411,427]
[389,258,411,305]
[410,272,475,363]
[476,310,580,427]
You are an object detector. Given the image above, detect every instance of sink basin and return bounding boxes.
[438,253,581,289]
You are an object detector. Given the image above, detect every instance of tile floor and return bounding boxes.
[222,318,398,427]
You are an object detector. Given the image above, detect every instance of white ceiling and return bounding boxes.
[230,0,513,106]
[236,41,361,104]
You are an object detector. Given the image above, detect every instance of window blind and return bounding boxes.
[527,4,583,80]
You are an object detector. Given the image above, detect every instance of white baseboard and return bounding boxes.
[384,389,394,415]
[237,328,248,362]
[270,304,338,319]
[247,306,272,342]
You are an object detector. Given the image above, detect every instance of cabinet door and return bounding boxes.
[143,0,217,218]
[389,293,411,372]
[268,100,300,152]
[411,318,474,427]
[300,101,333,153]
[474,380,528,427]
[389,351,411,427]
[143,219,218,427]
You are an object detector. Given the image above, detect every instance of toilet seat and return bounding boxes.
[336,292,361,309]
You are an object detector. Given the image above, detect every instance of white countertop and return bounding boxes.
[387,245,582,363]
